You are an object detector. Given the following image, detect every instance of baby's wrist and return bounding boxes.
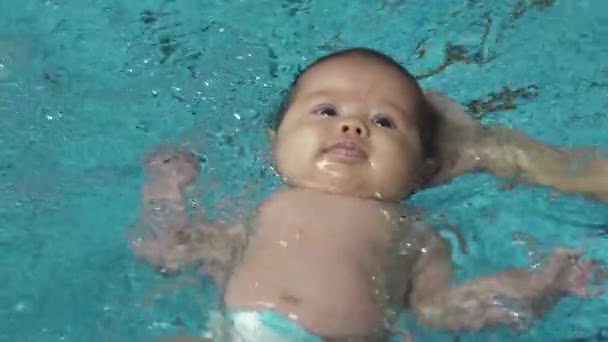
[143,179,185,202]
[532,267,569,297]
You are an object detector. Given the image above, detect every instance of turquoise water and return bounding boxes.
[1,0,607,341]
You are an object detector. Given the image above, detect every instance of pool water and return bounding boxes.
[1,0,607,341]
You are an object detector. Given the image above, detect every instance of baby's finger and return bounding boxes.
[588,288,605,297]
[574,287,605,298]
[144,144,177,165]
[591,263,608,286]
[395,329,413,342]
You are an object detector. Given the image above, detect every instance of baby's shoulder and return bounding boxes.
[387,204,435,239]
[396,204,468,255]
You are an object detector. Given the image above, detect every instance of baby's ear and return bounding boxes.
[419,158,439,186]
[267,129,277,142]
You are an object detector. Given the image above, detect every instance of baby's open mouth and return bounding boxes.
[323,141,368,159]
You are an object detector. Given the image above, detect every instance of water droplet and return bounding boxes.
[14,301,26,312]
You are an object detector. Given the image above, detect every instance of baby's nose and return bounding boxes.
[339,118,369,138]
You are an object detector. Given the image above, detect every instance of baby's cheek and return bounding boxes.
[381,143,421,188]
[273,145,303,182]
[382,138,419,167]
[276,131,316,162]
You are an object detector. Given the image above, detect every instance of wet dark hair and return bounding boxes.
[270,47,440,161]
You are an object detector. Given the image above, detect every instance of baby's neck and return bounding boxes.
[282,183,404,204]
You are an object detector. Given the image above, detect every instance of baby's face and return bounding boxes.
[272,55,424,201]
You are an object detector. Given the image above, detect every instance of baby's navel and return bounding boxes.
[280,294,301,305]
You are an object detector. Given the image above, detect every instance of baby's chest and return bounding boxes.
[268,197,391,232]
[253,195,416,262]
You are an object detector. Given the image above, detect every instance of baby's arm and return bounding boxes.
[408,230,602,332]
[425,90,608,202]
[128,146,245,285]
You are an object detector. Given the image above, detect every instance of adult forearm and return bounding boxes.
[472,125,608,200]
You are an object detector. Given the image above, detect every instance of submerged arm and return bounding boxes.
[408,231,597,332]
[131,187,246,286]
[128,147,246,285]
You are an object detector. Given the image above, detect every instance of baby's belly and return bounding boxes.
[223,245,385,337]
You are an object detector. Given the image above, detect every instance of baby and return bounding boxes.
[130,48,607,341]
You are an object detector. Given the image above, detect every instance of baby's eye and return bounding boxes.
[313,105,338,117]
[371,115,395,129]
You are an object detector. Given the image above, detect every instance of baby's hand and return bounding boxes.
[144,145,201,190]
[540,248,605,298]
